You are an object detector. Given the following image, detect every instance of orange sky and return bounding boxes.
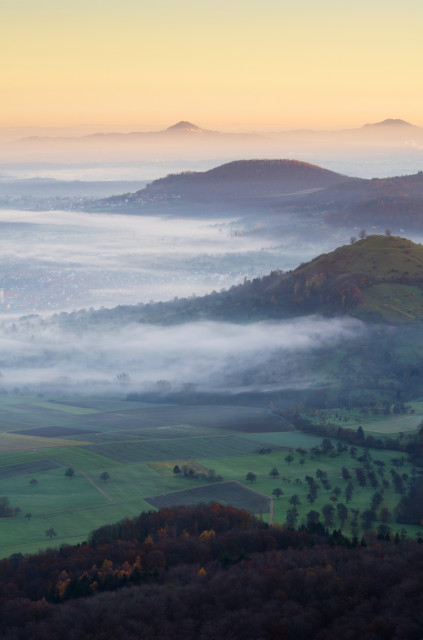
[2,0,423,130]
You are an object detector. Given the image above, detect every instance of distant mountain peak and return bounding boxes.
[165,121,203,133]
[362,118,415,129]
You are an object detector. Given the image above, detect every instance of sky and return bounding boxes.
[2,0,423,131]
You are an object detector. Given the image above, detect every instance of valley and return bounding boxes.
[0,392,420,559]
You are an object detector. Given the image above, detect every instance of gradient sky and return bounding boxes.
[2,0,423,130]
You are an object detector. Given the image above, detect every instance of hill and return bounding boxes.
[283,172,423,231]
[189,235,423,323]
[361,118,418,130]
[164,120,209,134]
[59,235,423,327]
[102,159,353,206]
[223,235,423,323]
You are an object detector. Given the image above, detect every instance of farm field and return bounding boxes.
[146,481,270,514]
[0,394,421,557]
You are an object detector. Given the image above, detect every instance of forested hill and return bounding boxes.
[288,171,423,230]
[59,235,423,327]
[0,503,422,639]
[102,159,353,205]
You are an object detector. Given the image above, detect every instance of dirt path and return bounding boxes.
[77,469,115,502]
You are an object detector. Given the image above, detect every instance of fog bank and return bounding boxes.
[0,315,367,395]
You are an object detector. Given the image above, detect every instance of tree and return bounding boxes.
[379,507,391,523]
[269,467,280,480]
[306,510,320,526]
[24,512,32,521]
[285,454,294,465]
[65,467,75,480]
[0,497,13,518]
[350,236,357,244]
[345,481,353,503]
[45,528,57,540]
[385,229,392,237]
[246,472,256,484]
[29,478,38,485]
[173,465,181,475]
[100,472,110,483]
[289,494,300,506]
[322,504,335,527]
[361,509,376,531]
[272,488,283,500]
[341,466,351,482]
[321,438,333,453]
[359,229,367,240]
[286,507,298,527]
[377,523,392,539]
[336,503,349,529]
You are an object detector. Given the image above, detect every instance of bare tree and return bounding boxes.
[359,229,367,240]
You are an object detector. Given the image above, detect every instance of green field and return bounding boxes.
[0,394,420,557]
[146,481,270,514]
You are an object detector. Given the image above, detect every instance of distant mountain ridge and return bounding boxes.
[362,118,417,129]
[2,117,423,164]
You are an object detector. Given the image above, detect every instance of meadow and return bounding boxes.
[0,394,420,557]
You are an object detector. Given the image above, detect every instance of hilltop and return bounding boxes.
[164,120,208,134]
[361,118,418,130]
[102,159,353,206]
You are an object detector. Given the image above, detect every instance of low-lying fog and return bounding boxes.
[0,315,367,396]
[0,206,369,396]
[0,209,345,314]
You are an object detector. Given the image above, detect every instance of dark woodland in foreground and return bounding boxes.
[0,503,422,639]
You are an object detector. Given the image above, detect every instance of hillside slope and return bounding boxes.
[59,236,423,327]
[287,172,423,230]
[103,159,353,205]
